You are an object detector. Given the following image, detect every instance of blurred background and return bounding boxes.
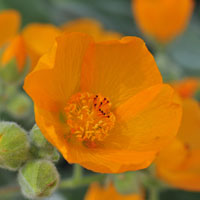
[0,0,199,199]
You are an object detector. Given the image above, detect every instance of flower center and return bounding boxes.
[65,92,115,144]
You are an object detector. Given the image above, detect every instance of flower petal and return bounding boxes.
[22,23,61,69]
[81,36,162,109]
[157,161,200,191]
[1,35,26,71]
[178,99,200,149]
[0,10,20,47]
[65,141,156,173]
[24,33,94,111]
[85,182,142,200]
[110,84,182,152]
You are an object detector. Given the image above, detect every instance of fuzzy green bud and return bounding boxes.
[0,122,30,170]
[30,125,59,162]
[18,159,60,199]
[6,92,32,119]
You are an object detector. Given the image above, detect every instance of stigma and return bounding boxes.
[64,92,115,144]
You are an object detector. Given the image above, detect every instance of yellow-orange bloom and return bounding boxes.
[156,98,200,191]
[85,182,143,200]
[132,0,194,43]
[1,35,27,72]
[24,32,182,173]
[172,78,199,99]
[62,18,122,42]
[0,10,20,47]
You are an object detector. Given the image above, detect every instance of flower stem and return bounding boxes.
[59,174,105,189]
[73,164,83,181]
[149,187,159,200]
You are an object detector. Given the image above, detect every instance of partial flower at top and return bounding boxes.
[62,18,122,42]
[132,0,194,44]
[24,32,182,173]
[84,182,143,200]
[156,81,200,191]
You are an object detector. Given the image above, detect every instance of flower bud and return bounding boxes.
[30,125,60,162]
[6,92,32,119]
[18,159,60,199]
[0,122,30,170]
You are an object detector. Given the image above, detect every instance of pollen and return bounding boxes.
[64,92,115,144]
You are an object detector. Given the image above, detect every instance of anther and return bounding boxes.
[65,92,115,145]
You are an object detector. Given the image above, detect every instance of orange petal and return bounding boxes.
[177,99,200,149]
[62,18,121,42]
[156,139,190,171]
[34,105,69,156]
[22,23,61,69]
[24,32,94,111]
[1,35,26,71]
[157,163,200,191]
[81,36,162,109]
[132,0,194,43]
[111,84,182,152]
[85,182,143,200]
[155,98,200,191]
[0,10,20,47]
[66,142,156,173]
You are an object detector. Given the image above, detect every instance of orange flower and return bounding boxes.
[0,10,20,47]
[62,18,122,42]
[22,23,61,69]
[132,0,194,43]
[1,35,26,72]
[85,182,143,200]
[172,78,199,99]
[24,32,182,173]
[156,98,200,191]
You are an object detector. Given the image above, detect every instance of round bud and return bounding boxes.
[18,159,60,199]
[6,92,32,119]
[29,125,59,162]
[0,122,30,170]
